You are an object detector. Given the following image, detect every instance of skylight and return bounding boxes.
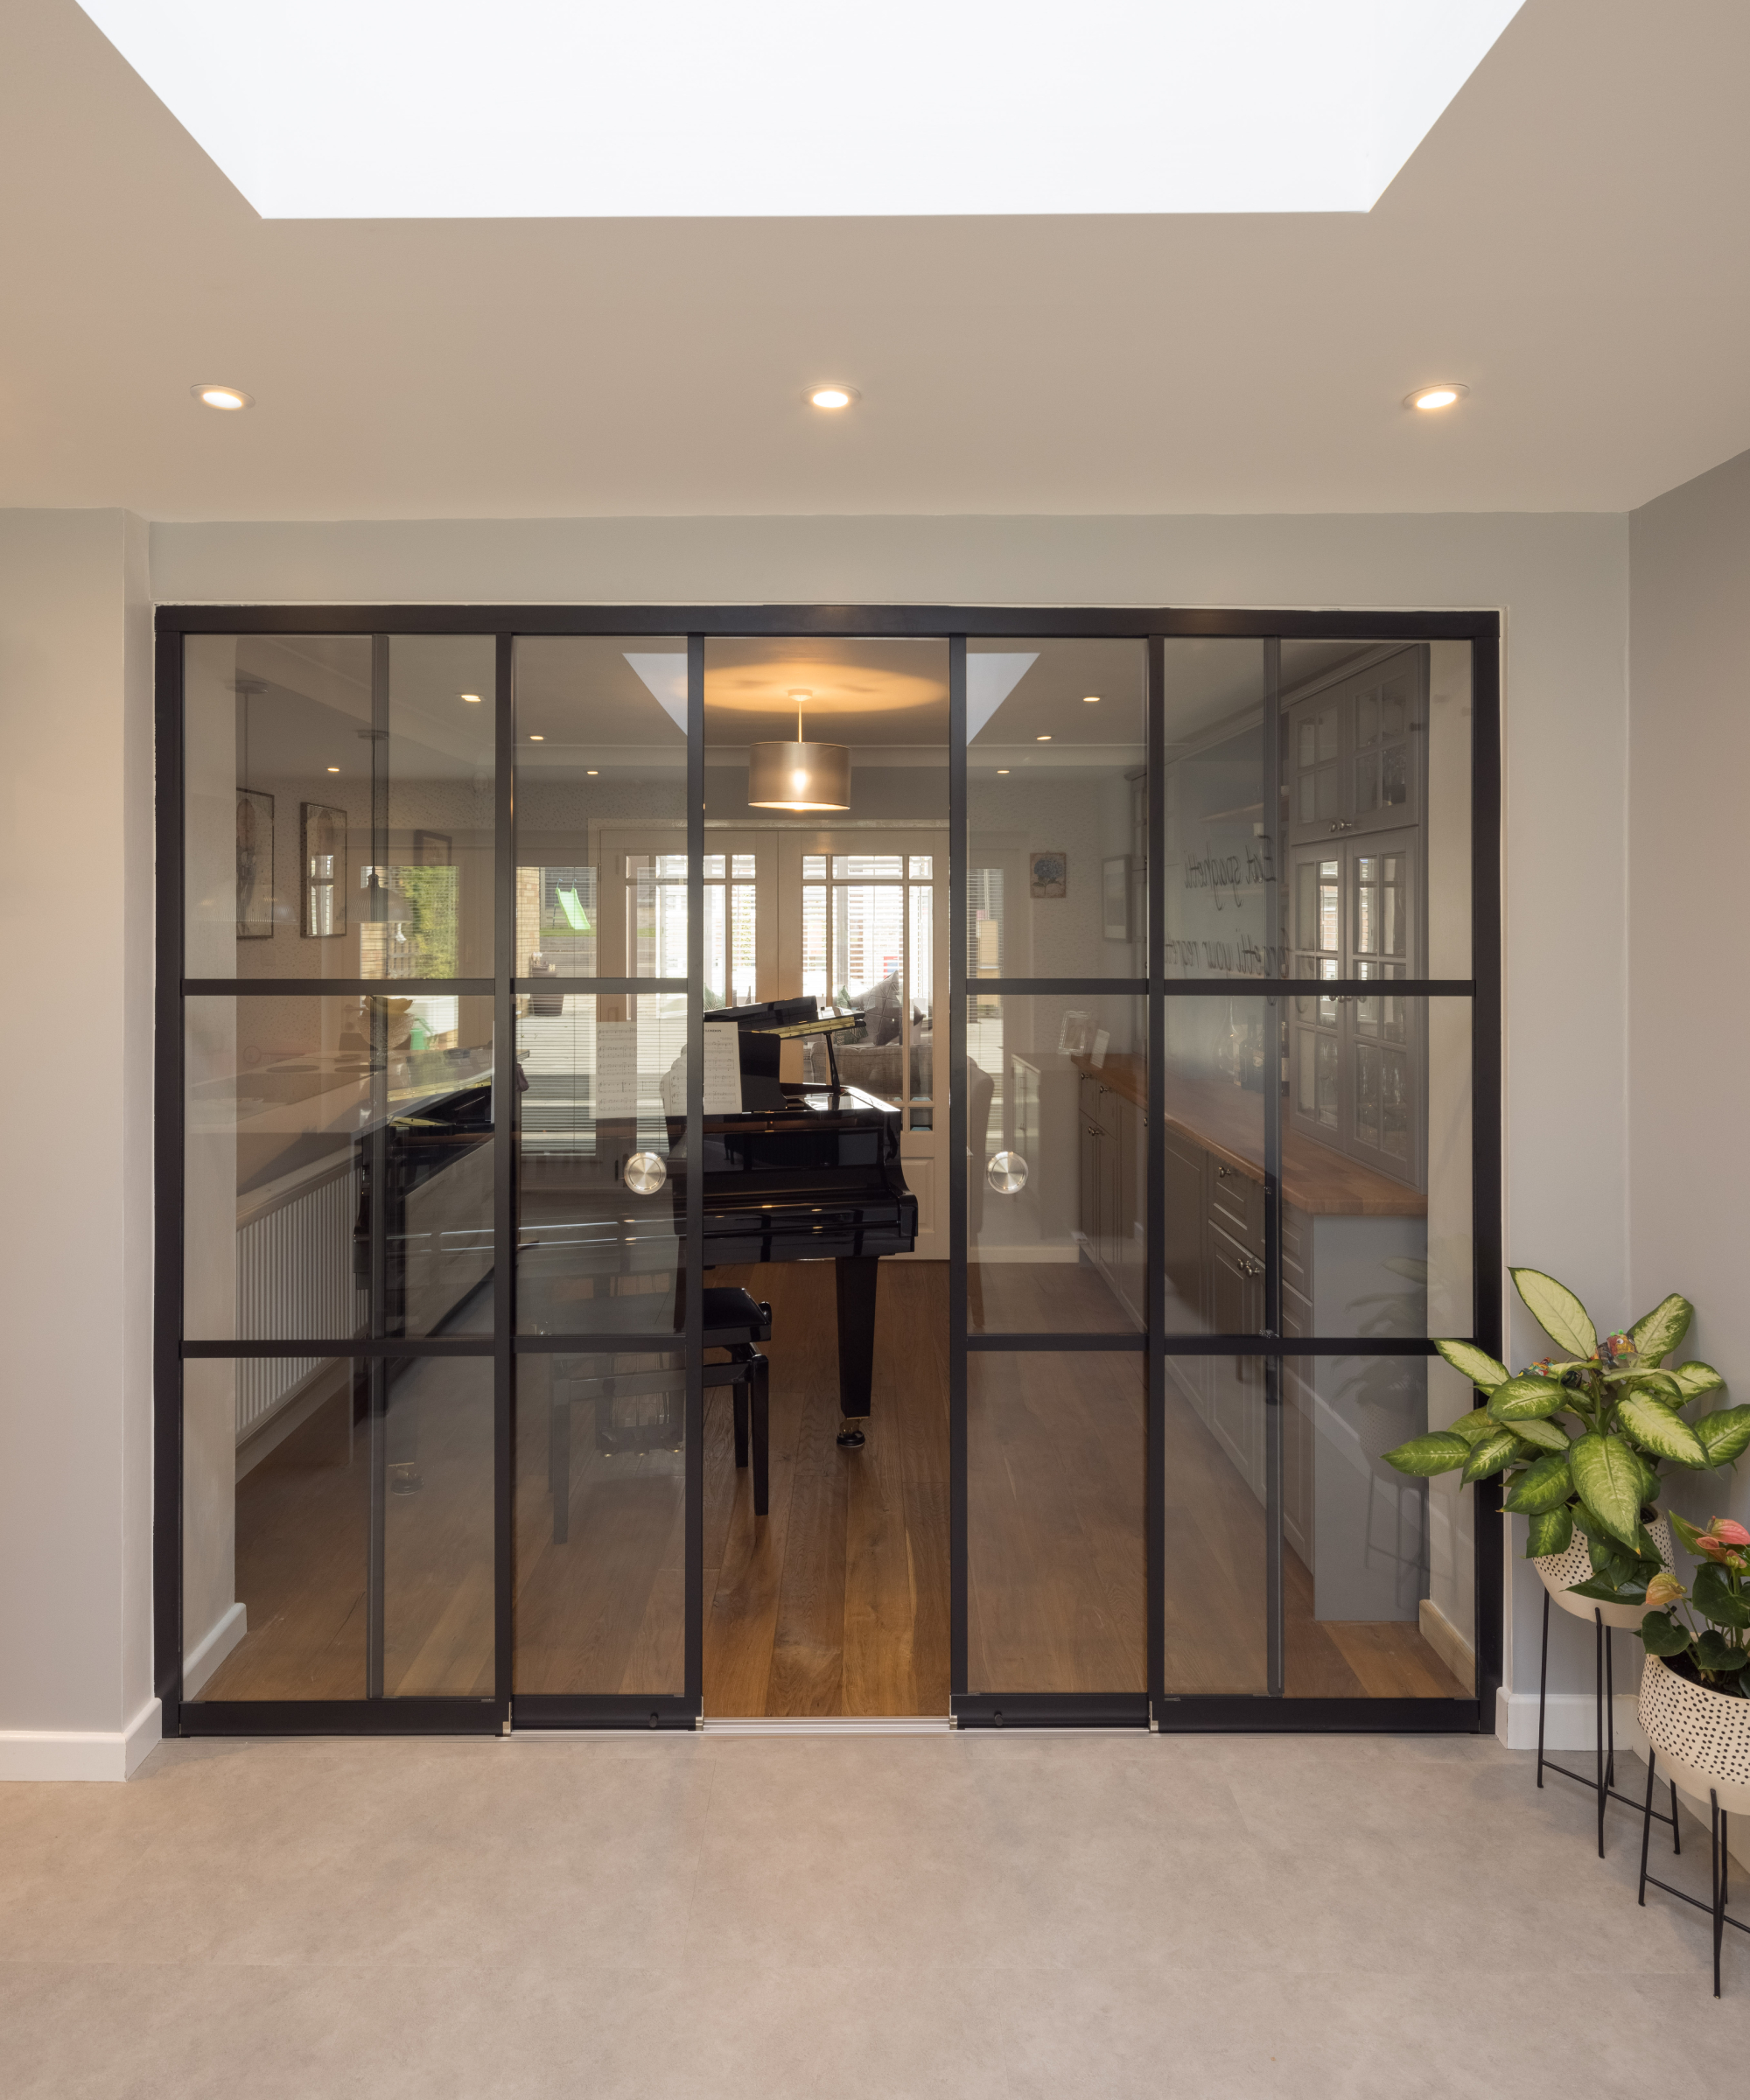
[79,1,1523,218]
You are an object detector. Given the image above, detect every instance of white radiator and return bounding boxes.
[234,1159,365,1443]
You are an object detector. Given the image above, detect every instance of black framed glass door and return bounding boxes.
[156,605,1501,1739]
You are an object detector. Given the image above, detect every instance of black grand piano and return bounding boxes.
[682,997,918,1448]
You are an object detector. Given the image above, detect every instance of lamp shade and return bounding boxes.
[746,739,851,811]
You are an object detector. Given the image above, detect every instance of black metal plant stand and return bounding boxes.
[1640,1754,1749,1997]
[1536,1589,1680,1858]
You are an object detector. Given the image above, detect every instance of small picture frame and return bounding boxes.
[301,802,348,939]
[1029,849,1067,900]
[1102,855,1133,942]
[412,830,452,867]
[236,789,274,939]
[1056,1009,1092,1057]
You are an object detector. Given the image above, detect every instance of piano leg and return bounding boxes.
[834,1255,880,1449]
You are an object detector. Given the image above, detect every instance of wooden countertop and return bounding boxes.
[1071,1052,1425,1218]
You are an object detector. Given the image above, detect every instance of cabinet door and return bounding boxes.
[1284,647,1425,848]
[1207,1228,1266,1499]
[1160,1126,1205,1320]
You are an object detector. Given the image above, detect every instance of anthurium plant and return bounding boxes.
[1638,1518,1750,1698]
[1382,1270,1750,1614]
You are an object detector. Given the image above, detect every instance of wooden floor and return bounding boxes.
[198,1260,1463,1712]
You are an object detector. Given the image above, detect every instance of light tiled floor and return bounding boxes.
[0,1729,1742,2096]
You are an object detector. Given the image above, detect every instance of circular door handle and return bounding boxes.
[987,1151,1028,1195]
[624,1151,668,1195]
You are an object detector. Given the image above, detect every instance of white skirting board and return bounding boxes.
[181,1600,247,1699]
[0,1698,161,1782]
[1495,1685,1648,1755]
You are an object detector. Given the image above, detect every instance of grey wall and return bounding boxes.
[0,509,157,1776]
[1628,448,1750,1547]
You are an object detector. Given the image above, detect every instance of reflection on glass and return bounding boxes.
[184,634,495,982]
[183,1354,494,1701]
[1162,1354,1268,1694]
[969,639,1147,979]
[517,992,684,1336]
[800,853,934,1110]
[967,1352,1144,1694]
[967,993,1145,1334]
[1284,1355,1473,1698]
[513,1350,686,1696]
[514,636,688,981]
[184,996,495,1343]
[1157,998,1268,1340]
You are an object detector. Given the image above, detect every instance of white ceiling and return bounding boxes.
[3,0,1748,521]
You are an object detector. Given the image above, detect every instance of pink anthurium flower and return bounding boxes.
[1696,1533,1732,1558]
[1709,1518,1750,1547]
[1644,1571,1686,1611]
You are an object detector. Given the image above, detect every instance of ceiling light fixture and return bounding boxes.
[326,765,340,773]
[1406,382,1467,412]
[1036,734,1052,742]
[192,383,253,410]
[806,385,858,410]
[747,690,851,811]
[997,768,1010,774]
[587,768,598,775]
[528,734,544,741]
[1082,695,1101,704]
[460,692,482,704]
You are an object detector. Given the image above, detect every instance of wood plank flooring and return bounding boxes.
[197,1258,1464,1713]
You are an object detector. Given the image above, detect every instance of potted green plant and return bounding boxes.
[1636,1517,1750,1816]
[1382,1270,1750,1628]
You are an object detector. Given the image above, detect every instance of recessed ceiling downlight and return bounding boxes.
[192,383,253,410]
[807,385,858,410]
[1407,382,1467,412]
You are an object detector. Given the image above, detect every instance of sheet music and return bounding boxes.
[655,1027,745,1116]
[594,1020,639,1116]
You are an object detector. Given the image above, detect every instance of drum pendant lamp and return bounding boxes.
[747,690,850,811]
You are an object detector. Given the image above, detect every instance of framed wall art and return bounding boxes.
[235,789,274,939]
[1028,849,1067,900]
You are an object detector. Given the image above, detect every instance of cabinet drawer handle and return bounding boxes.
[1215,1164,1235,1180]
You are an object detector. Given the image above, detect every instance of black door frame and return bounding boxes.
[154,603,1502,1738]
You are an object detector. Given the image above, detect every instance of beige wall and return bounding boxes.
[0,509,156,1776]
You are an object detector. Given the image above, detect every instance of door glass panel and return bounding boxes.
[966,992,1146,1334]
[1162,1354,1268,1694]
[1283,997,1473,1340]
[967,1352,1144,1695]
[185,634,496,982]
[518,991,685,1337]
[1284,1356,1474,1698]
[513,1348,686,1697]
[1159,997,1270,1338]
[969,639,1147,978]
[514,636,688,982]
[185,995,495,1343]
[1160,641,1273,979]
[182,1354,494,1701]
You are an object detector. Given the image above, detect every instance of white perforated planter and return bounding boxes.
[1638,1651,1750,1817]
[1535,1514,1675,1631]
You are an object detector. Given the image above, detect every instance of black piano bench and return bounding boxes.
[704,1289,772,1520]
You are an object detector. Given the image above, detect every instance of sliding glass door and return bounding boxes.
[158,606,1499,1736]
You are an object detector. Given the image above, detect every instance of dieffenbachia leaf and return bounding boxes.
[1569,1433,1644,1547]
[1512,1416,1572,1454]
[1447,1407,1499,1448]
[1432,1339,1512,1392]
[1488,1376,1566,1424]
[1462,1427,1526,1485]
[1511,1269,1598,1362]
[1603,1369,1683,1401]
[1502,1453,1573,1515]
[1629,1294,1693,1367]
[1618,1393,1707,1466]
[1382,1432,1471,1477]
[1695,1406,1750,1468]
[1525,1506,1573,1558]
[1672,1362,1727,1399]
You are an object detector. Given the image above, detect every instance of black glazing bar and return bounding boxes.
[948,637,970,1698]
[158,604,1504,644]
[969,1332,1146,1353]
[964,979,1474,998]
[155,630,187,1726]
[1144,637,1167,1718]
[512,978,687,997]
[185,979,495,998]
[1261,638,1284,1700]
[366,635,390,1699]
[494,634,516,1719]
[1471,634,1506,1714]
[183,1331,1459,1360]
[684,635,705,1712]
[972,1334,1450,1356]
[183,1338,495,1359]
